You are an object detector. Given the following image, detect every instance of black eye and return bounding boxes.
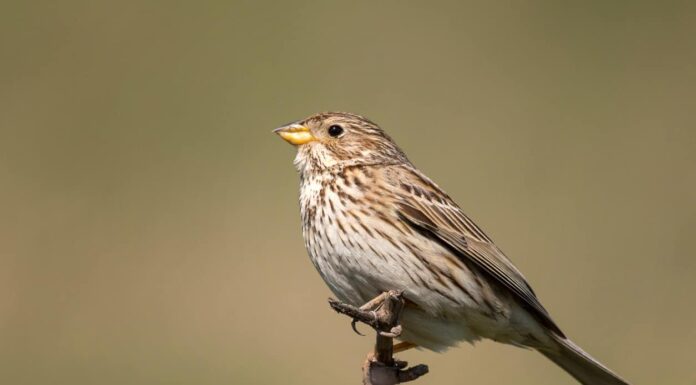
[327,125,344,137]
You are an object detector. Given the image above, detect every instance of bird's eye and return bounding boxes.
[327,125,344,137]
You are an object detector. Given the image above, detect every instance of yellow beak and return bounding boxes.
[273,124,316,145]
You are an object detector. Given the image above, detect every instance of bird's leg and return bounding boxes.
[359,292,390,311]
[328,296,385,333]
[349,292,391,336]
[328,291,398,334]
[328,291,406,339]
[328,291,429,384]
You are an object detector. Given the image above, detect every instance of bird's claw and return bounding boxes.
[351,318,365,336]
[379,324,402,338]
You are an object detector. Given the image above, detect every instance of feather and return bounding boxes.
[395,167,564,336]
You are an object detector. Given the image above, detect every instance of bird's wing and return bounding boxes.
[394,168,564,336]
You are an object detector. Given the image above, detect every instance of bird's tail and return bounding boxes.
[538,334,629,385]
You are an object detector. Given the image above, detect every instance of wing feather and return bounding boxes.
[395,170,564,336]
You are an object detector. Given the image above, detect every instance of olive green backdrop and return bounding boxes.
[2,1,695,384]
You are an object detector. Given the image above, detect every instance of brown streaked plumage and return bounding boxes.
[274,112,629,385]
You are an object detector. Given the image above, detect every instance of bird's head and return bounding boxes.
[274,112,408,174]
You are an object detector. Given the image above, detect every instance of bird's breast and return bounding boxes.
[298,171,493,316]
[298,171,408,303]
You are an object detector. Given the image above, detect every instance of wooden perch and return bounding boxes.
[328,290,429,385]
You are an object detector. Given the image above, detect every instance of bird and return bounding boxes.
[274,111,629,385]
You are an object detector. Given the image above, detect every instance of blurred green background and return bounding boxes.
[2,1,695,384]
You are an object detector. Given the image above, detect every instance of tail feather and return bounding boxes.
[539,335,629,385]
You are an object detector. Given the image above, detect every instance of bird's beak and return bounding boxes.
[273,124,316,145]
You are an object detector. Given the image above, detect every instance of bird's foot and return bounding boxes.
[359,291,391,311]
[329,291,429,384]
[328,290,405,336]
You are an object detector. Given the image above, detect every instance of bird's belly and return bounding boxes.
[304,219,528,350]
[307,221,425,303]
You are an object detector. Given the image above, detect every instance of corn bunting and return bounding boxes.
[274,112,629,385]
